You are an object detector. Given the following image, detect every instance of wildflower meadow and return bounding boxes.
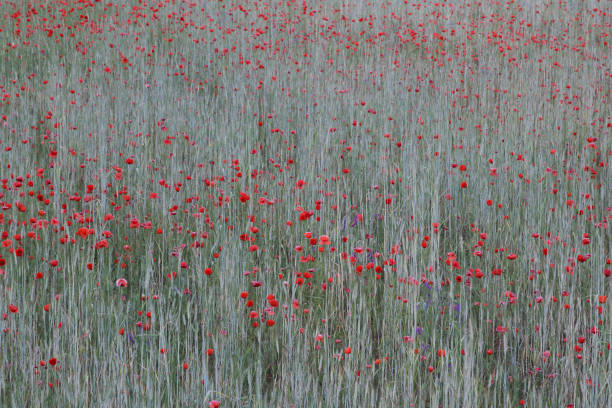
[0,0,609,406]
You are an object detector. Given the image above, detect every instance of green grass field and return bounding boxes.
[0,0,609,406]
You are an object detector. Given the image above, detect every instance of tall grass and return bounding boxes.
[0,0,609,406]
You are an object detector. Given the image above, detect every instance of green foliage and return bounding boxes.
[0,1,609,407]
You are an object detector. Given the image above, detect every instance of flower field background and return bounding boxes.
[0,0,609,406]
